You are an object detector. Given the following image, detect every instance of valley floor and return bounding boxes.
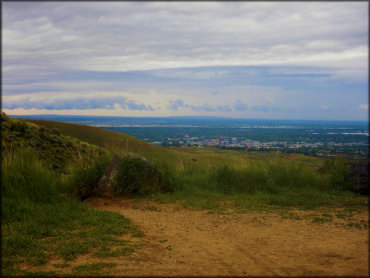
[80,197,368,276]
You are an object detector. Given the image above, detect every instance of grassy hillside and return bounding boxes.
[1,115,143,276]
[24,118,184,167]
[3,115,107,173]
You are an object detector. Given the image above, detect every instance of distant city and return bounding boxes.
[152,133,368,159]
[154,134,367,149]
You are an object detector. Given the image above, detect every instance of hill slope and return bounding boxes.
[22,118,268,170]
[23,118,187,168]
[2,115,107,173]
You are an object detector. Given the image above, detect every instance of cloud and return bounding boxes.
[2,2,368,120]
[3,95,154,111]
[3,2,367,76]
[190,104,216,112]
[217,105,232,112]
[252,105,280,112]
[168,99,232,113]
[358,104,368,110]
[234,100,248,111]
[168,99,187,111]
[319,105,332,110]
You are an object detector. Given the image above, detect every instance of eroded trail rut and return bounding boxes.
[86,197,368,276]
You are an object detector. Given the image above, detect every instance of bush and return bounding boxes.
[113,155,176,196]
[62,155,110,199]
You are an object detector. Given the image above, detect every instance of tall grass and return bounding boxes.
[139,154,359,210]
[2,148,60,222]
[174,157,330,194]
[1,147,141,275]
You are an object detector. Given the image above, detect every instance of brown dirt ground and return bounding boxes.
[79,197,369,277]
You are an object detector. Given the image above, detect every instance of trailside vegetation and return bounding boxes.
[1,115,142,276]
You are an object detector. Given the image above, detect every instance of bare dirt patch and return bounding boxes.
[84,197,369,276]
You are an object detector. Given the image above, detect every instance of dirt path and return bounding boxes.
[85,197,369,276]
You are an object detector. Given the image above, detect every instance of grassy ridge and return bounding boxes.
[24,118,184,167]
[3,116,107,173]
[24,118,276,170]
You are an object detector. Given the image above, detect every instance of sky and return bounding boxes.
[2,2,369,121]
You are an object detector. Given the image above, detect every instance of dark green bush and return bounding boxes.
[63,155,110,199]
[114,155,176,196]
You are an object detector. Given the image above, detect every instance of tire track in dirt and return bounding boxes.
[85,197,369,276]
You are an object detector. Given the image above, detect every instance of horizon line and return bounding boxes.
[7,113,369,123]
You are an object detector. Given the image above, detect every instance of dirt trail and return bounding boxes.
[85,197,369,276]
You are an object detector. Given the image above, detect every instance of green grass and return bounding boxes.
[146,205,161,211]
[1,145,141,276]
[23,118,185,167]
[141,153,363,211]
[2,115,106,174]
[312,213,333,223]
[73,262,117,275]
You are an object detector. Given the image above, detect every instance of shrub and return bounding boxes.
[62,154,110,199]
[113,155,176,196]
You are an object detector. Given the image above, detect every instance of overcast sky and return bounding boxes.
[2,2,368,120]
